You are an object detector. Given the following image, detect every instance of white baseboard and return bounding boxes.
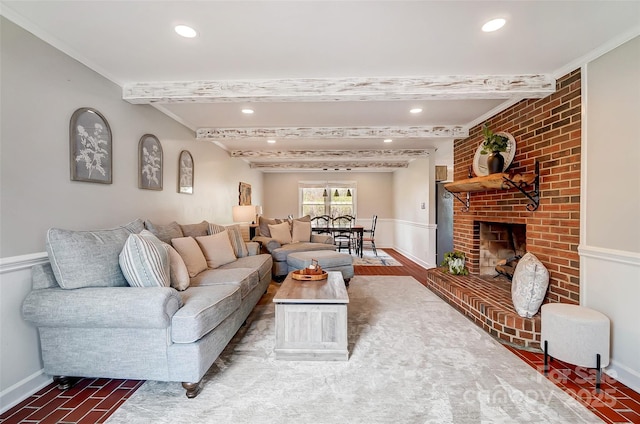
[393,246,434,270]
[606,359,640,394]
[0,369,51,414]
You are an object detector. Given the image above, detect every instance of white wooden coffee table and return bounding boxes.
[273,271,349,361]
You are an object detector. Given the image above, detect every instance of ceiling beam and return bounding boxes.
[197,126,467,140]
[123,75,555,104]
[231,149,429,159]
[249,161,409,170]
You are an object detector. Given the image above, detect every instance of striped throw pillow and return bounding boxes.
[119,230,170,287]
[226,225,249,258]
[208,222,227,235]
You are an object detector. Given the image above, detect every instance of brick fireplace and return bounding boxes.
[452,69,582,305]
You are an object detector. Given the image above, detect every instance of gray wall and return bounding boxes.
[581,35,640,391]
[0,17,263,257]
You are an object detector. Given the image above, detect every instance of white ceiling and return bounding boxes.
[2,1,639,171]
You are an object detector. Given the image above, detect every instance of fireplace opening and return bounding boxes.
[478,222,526,278]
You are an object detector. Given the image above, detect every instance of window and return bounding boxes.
[299,182,356,217]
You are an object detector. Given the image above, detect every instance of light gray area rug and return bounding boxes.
[106,276,601,424]
[352,249,402,266]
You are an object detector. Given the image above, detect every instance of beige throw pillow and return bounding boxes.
[292,220,311,243]
[268,221,293,245]
[171,236,208,277]
[196,232,237,269]
[162,242,190,291]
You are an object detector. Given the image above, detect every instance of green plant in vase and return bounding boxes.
[480,123,509,174]
[441,251,468,275]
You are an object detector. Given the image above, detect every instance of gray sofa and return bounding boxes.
[252,216,336,280]
[21,219,272,398]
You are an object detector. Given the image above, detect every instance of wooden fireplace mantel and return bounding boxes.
[444,173,536,193]
[444,161,540,211]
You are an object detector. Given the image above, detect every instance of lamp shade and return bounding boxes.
[255,205,263,216]
[232,205,256,223]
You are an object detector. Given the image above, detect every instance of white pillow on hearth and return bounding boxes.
[511,252,549,318]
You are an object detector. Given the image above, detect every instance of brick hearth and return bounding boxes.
[425,268,541,349]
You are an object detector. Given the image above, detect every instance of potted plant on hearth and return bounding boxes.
[480,123,509,174]
[441,251,468,275]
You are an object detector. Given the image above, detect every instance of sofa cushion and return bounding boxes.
[258,216,282,238]
[119,230,170,288]
[163,243,190,291]
[46,219,144,289]
[190,267,259,299]
[196,232,237,269]
[171,285,241,343]
[171,236,208,277]
[226,225,249,258]
[179,221,209,238]
[271,242,337,262]
[221,254,272,285]
[144,220,184,244]
[292,219,312,243]
[269,222,292,245]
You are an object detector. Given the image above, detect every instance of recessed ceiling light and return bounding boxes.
[410,108,423,114]
[384,139,393,143]
[174,25,198,38]
[482,18,506,32]
[267,139,276,144]
[241,108,254,114]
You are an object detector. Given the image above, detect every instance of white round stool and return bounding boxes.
[541,303,610,392]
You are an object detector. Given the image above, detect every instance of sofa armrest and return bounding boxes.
[311,234,334,244]
[22,286,181,329]
[246,241,260,256]
[252,236,282,253]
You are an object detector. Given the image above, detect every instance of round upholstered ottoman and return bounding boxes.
[287,250,354,284]
[541,303,610,391]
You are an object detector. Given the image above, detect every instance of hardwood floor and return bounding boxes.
[2,249,638,423]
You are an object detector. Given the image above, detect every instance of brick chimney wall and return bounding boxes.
[452,69,581,304]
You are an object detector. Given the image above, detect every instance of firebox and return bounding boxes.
[478,222,526,277]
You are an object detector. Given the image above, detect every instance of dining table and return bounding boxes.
[312,225,364,258]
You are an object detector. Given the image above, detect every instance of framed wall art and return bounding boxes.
[138,134,163,190]
[178,150,194,194]
[239,182,252,205]
[70,107,112,184]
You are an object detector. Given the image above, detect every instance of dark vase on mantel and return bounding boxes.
[487,151,505,174]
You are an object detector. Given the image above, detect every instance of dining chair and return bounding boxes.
[362,215,378,256]
[332,215,354,254]
[311,215,332,235]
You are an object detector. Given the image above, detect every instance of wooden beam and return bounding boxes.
[123,75,555,104]
[230,149,430,159]
[197,126,467,140]
[249,161,409,170]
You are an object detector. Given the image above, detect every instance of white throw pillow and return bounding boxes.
[162,242,190,291]
[196,232,237,269]
[511,252,550,318]
[171,236,208,277]
[119,230,170,288]
[292,220,311,243]
[269,221,293,245]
